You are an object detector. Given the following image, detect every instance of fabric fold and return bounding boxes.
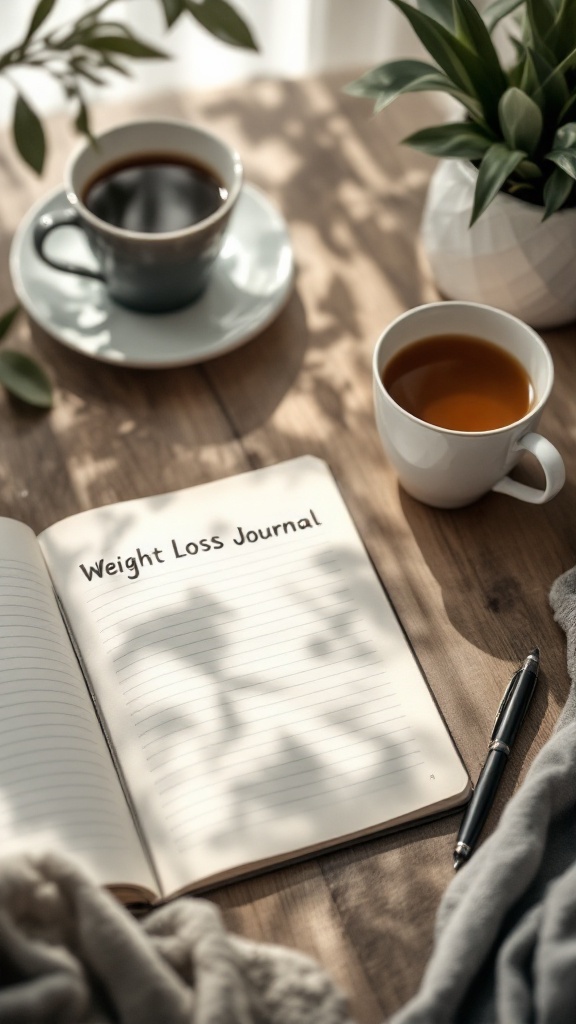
[0,850,351,1024]
[389,564,576,1023]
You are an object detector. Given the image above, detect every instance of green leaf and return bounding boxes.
[553,122,576,149]
[70,59,107,86]
[0,351,52,408]
[386,0,476,94]
[542,42,576,83]
[471,143,527,224]
[160,0,186,27]
[518,47,542,94]
[482,0,524,33]
[543,165,574,218]
[506,181,538,200]
[403,121,494,158]
[388,0,508,130]
[24,0,58,42]
[518,35,557,72]
[0,306,20,341]
[346,60,447,98]
[515,158,542,179]
[74,98,92,140]
[550,0,576,60]
[453,0,506,90]
[73,16,132,41]
[415,0,454,31]
[541,137,573,179]
[98,53,131,76]
[507,37,529,83]
[186,0,258,50]
[345,60,482,117]
[12,93,45,174]
[546,148,576,180]
[525,0,556,47]
[522,48,569,128]
[72,2,124,36]
[82,36,169,58]
[498,87,543,154]
[558,91,576,123]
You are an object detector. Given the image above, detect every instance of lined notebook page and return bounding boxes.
[39,457,469,896]
[0,518,156,895]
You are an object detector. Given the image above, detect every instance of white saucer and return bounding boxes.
[10,183,294,368]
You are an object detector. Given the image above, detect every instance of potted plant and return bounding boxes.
[347,0,576,328]
[0,0,257,407]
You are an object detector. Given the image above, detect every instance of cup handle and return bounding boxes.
[33,207,105,281]
[492,432,565,504]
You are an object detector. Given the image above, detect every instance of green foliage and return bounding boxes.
[185,0,258,48]
[1,0,257,176]
[0,307,53,409]
[347,0,576,223]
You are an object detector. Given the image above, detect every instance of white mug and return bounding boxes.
[372,301,565,509]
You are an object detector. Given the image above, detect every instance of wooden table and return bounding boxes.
[0,73,574,1022]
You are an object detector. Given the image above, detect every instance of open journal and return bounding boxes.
[0,456,470,905]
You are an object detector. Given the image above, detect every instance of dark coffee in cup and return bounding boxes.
[82,154,228,234]
[32,119,243,313]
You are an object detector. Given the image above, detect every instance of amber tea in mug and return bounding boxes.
[373,302,565,508]
[382,333,534,432]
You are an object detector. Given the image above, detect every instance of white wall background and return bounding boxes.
[0,0,424,123]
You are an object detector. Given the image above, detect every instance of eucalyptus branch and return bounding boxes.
[2,0,257,174]
[0,306,52,408]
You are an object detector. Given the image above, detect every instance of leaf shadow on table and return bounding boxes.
[398,476,575,722]
[200,284,312,431]
[200,73,437,306]
[3,76,445,502]
[186,76,446,451]
[27,277,307,409]
[20,282,305,492]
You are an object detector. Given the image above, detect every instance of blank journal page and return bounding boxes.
[0,517,156,895]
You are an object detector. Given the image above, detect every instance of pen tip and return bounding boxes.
[453,854,465,871]
[529,647,540,660]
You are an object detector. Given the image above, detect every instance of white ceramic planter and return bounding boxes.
[420,159,576,329]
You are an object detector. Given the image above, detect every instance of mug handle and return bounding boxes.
[492,432,565,504]
[33,207,105,281]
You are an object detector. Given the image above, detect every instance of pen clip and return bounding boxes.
[490,669,521,741]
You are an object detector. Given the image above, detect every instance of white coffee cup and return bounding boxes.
[372,301,565,509]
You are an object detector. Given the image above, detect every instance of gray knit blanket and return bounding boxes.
[2,565,576,1023]
[0,851,352,1024]
[388,564,576,1023]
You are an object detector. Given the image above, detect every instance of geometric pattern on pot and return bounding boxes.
[421,159,576,329]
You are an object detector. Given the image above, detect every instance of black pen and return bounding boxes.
[453,648,540,870]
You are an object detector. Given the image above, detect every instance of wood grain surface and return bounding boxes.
[0,73,574,1021]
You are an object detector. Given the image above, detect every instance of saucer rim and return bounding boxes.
[9,183,294,369]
